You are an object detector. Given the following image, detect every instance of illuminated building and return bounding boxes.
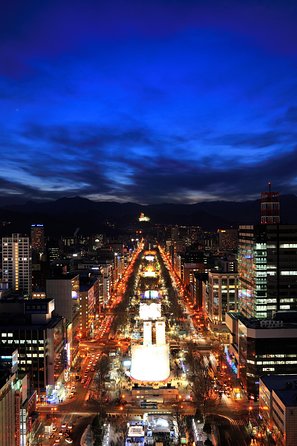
[0,299,67,399]
[226,312,297,398]
[2,233,32,296]
[207,272,238,327]
[238,225,297,319]
[138,213,150,222]
[100,264,113,306]
[0,348,19,446]
[46,274,80,366]
[30,224,45,255]
[217,228,238,252]
[79,277,99,338]
[259,375,297,446]
[0,348,37,446]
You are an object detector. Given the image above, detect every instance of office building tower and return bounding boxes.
[79,277,99,338]
[217,228,238,252]
[238,225,297,319]
[46,274,80,366]
[30,224,45,255]
[0,348,36,446]
[259,375,297,446]
[226,312,297,398]
[0,299,67,399]
[207,271,238,327]
[260,182,280,224]
[2,233,32,296]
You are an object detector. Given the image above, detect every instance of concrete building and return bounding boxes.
[207,271,238,328]
[0,348,37,446]
[46,274,80,367]
[238,225,297,319]
[226,312,297,398]
[217,228,238,252]
[79,277,99,338]
[259,375,297,446]
[2,233,32,296]
[31,224,45,255]
[0,299,67,399]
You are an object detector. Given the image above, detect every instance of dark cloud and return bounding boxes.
[1,0,297,204]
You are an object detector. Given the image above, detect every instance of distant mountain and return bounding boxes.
[0,194,296,235]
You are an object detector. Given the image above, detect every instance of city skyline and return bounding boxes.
[1,0,297,204]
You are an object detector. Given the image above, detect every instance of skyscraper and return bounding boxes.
[260,182,280,224]
[2,233,32,296]
[238,225,297,318]
[31,224,45,255]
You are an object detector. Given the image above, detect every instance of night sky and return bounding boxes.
[1,0,297,204]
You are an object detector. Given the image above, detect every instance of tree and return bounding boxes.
[186,343,218,417]
[94,353,110,402]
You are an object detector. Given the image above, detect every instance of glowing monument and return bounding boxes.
[143,321,152,345]
[130,319,170,382]
[156,321,166,345]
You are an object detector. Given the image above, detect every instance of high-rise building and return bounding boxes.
[0,348,37,446]
[217,228,238,252]
[2,233,32,296]
[0,299,67,399]
[259,375,297,446]
[226,312,297,398]
[260,182,280,225]
[46,274,80,366]
[207,271,238,327]
[238,225,297,319]
[30,224,45,255]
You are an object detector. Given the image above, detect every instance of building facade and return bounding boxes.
[259,375,297,446]
[238,225,297,319]
[0,299,67,399]
[207,272,238,327]
[2,233,32,296]
[226,312,297,398]
[79,278,99,338]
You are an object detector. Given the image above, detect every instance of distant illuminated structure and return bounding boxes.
[139,213,150,222]
[31,224,45,254]
[2,233,32,296]
[260,182,280,224]
[143,290,159,299]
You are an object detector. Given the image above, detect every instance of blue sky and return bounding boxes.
[1,0,297,203]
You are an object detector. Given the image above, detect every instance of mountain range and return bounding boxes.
[0,194,296,236]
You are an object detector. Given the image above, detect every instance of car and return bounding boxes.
[61,423,67,429]
[65,438,73,444]
[54,439,61,444]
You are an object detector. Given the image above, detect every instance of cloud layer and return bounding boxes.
[1,0,297,203]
